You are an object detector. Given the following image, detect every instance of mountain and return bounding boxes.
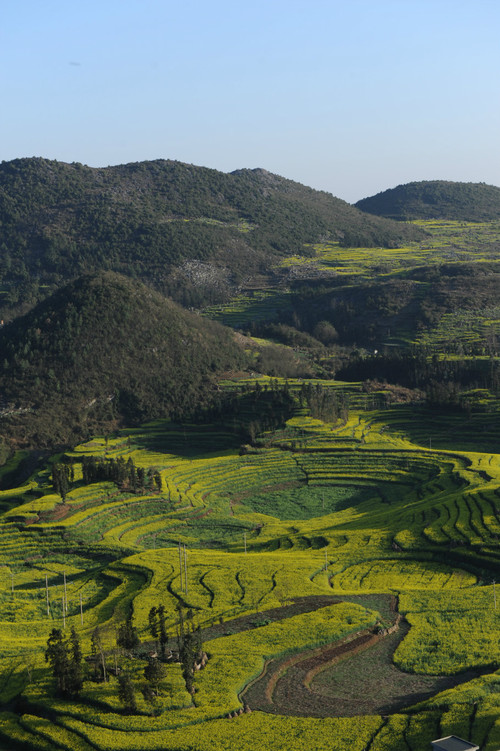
[0,272,246,446]
[355,180,500,221]
[0,158,424,316]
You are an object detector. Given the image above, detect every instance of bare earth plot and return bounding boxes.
[242,596,488,717]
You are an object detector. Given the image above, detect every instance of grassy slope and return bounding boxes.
[205,220,500,351]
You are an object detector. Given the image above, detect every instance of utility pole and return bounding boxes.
[178,542,184,593]
[63,571,68,613]
[62,597,66,629]
[184,544,188,595]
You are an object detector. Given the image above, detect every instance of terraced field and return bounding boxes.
[0,391,499,750]
[204,220,500,353]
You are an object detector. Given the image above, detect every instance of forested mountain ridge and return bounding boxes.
[0,271,246,446]
[0,157,423,315]
[355,179,500,221]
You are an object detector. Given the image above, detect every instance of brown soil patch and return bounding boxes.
[241,598,487,717]
[39,502,75,522]
[200,595,340,643]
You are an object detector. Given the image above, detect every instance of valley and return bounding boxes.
[0,164,499,750]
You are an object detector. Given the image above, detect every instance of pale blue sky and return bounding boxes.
[2,0,499,202]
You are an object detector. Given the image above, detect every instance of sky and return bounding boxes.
[2,0,499,202]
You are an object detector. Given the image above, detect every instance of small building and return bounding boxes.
[431,737,479,751]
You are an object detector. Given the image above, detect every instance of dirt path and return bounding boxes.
[241,596,487,717]
[200,595,340,642]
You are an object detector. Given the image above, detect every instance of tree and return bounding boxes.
[148,604,168,658]
[153,472,162,492]
[51,463,71,500]
[117,615,139,653]
[158,605,168,659]
[67,627,83,696]
[313,320,338,346]
[180,624,202,695]
[148,606,158,640]
[144,658,166,694]
[90,626,107,682]
[45,627,83,697]
[118,673,137,714]
[45,628,69,695]
[141,682,160,716]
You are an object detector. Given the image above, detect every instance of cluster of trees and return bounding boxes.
[355,180,500,222]
[338,349,500,407]
[51,462,75,500]
[45,627,83,697]
[0,272,246,447]
[253,323,324,350]
[205,380,350,442]
[239,383,296,444]
[44,605,205,715]
[148,604,168,657]
[198,380,297,444]
[299,383,349,423]
[253,343,313,378]
[81,456,161,493]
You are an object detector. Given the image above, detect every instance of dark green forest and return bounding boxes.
[355,180,500,221]
[0,272,246,446]
[0,158,423,315]
[269,262,500,348]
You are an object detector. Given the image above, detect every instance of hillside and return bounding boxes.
[0,158,423,315]
[355,180,500,221]
[0,272,246,446]
[0,173,499,751]
[284,260,500,348]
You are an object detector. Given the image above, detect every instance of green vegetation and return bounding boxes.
[0,170,499,750]
[0,382,497,749]
[0,157,422,316]
[356,180,500,221]
[0,271,246,445]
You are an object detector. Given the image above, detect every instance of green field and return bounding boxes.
[0,385,499,751]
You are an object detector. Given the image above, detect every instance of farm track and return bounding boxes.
[200,595,340,642]
[242,596,489,718]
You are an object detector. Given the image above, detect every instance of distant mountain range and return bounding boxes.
[0,157,423,317]
[1,161,499,449]
[356,180,500,221]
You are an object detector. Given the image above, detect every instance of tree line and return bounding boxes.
[51,456,162,499]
